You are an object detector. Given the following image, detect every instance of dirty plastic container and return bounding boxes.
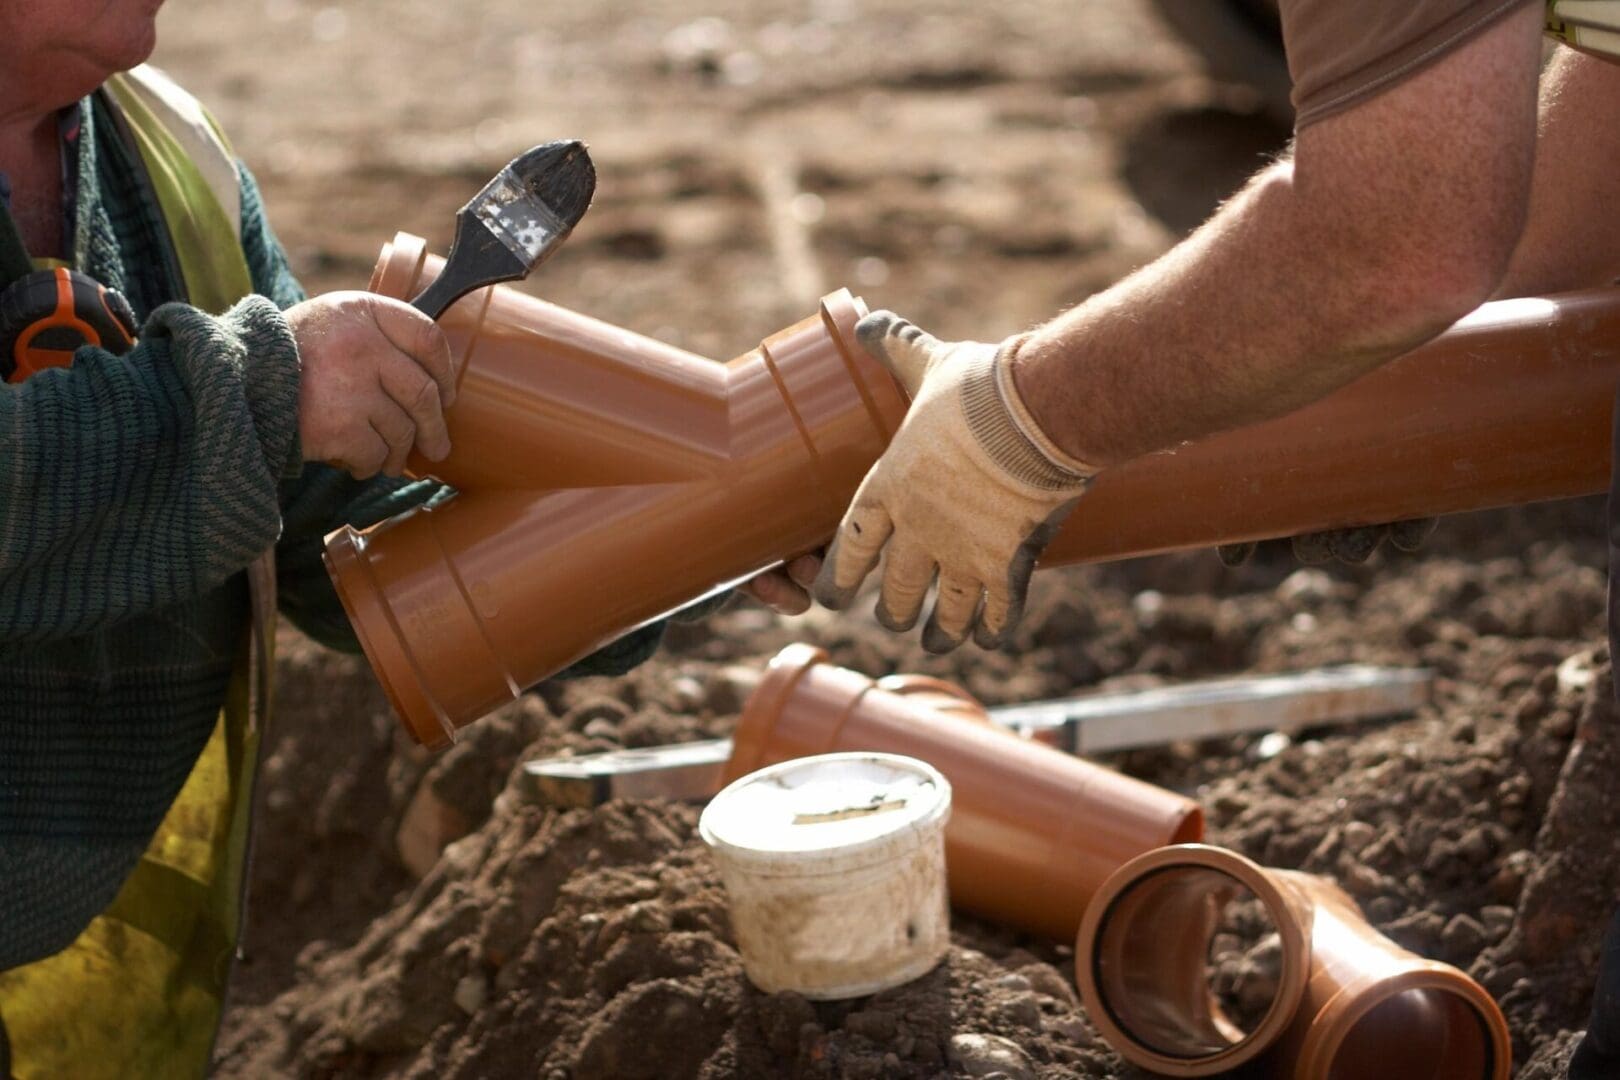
[699,752,952,999]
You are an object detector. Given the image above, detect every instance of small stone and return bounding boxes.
[1018,963,1077,1005]
[1341,861,1390,898]
[1558,650,1599,694]
[1340,821,1377,855]
[1481,905,1516,942]
[1455,827,1495,865]
[1442,914,1488,959]
[453,973,488,1015]
[1491,850,1536,903]
[705,665,762,715]
[1365,895,1403,924]
[993,992,1043,1031]
[1277,568,1336,605]
[668,674,705,712]
[948,1033,1034,1080]
[1042,1014,1092,1044]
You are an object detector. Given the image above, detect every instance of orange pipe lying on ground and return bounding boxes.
[1076,844,1510,1079]
[722,644,1204,942]
[327,234,1620,744]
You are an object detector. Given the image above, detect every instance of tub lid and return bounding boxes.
[699,752,951,872]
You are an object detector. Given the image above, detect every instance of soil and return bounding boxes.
[137,2,1618,1076]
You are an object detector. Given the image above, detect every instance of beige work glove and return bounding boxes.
[812,312,1097,652]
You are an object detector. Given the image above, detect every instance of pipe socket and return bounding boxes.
[1076,844,1511,1079]
[325,234,907,747]
[724,644,1205,941]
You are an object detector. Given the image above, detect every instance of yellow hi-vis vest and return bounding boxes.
[0,65,276,1080]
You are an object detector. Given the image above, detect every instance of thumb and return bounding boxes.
[856,311,946,396]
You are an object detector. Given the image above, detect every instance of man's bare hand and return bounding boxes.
[287,292,457,479]
[741,553,823,616]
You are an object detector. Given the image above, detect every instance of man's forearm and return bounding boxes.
[1009,3,1542,468]
[1011,164,1485,466]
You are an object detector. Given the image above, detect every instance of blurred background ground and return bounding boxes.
[141,2,1612,1076]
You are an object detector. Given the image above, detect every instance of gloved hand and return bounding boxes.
[1217,518,1437,567]
[812,312,1097,652]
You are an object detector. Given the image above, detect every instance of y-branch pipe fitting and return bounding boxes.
[723,644,1205,942]
[325,234,908,747]
[1076,844,1511,1079]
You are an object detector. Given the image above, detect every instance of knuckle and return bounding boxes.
[407,373,443,416]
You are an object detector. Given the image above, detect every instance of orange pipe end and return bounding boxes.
[726,644,1204,941]
[1076,845,1511,1079]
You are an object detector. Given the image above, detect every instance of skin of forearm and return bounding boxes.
[1011,4,1541,468]
[1014,158,1522,467]
[1495,49,1620,299]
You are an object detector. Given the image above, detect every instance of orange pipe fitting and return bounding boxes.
[723,644,1204,941]
[1042,290,1620,565]
[329,232,1620,747]
[1076,845,1510,1079]
[324,234,907,747]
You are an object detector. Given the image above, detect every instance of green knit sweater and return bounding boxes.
[0,94,667,969]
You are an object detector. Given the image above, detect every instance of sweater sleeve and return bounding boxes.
[0,294,299,643]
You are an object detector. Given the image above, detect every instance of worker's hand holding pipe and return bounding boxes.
[287,291,456,480]
[813,312,1096,652]
[741,553,823,616]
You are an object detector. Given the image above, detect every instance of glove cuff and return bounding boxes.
[959,334,1097,492]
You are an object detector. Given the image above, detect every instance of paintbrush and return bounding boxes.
[409,140,597,319]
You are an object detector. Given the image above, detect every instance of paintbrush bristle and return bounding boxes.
[509,140,596,229]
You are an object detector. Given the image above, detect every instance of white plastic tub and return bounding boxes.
[699,752,952,999]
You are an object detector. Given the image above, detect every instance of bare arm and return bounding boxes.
[1496,46,1620,297]
[1015,4,1544,467]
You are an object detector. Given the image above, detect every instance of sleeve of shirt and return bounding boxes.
[1279,0,1537,129]
[0,291,299,643]
[241,163,679,675]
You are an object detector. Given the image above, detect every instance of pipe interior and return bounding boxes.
[1092,865,1281,1060]
[1323,986,1494,1080]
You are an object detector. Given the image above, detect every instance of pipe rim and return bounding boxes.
[323,525,457,749]
[1076,844,1311,1077]
[1296,965,1511,1080]
[725,643,830,783]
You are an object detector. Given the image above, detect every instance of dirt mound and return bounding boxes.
[214,499,1617,1078]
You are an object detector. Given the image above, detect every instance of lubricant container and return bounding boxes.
[1076,844,1511,1079]
[699,752,952,999]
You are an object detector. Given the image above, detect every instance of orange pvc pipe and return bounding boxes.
[723,644,1205,942]
[330,234,1620,747]
[325,234,907,747]
[1042,291,1620,565]
[1076,845,1510,1079]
